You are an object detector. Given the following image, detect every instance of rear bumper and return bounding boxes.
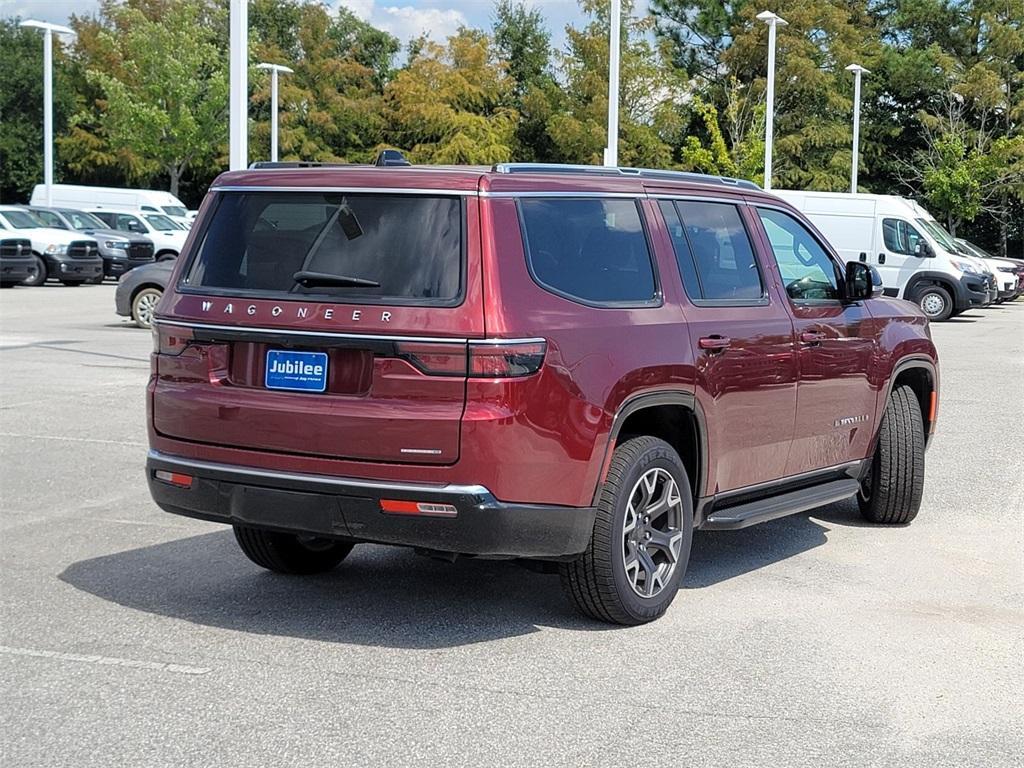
[146,450,596,560]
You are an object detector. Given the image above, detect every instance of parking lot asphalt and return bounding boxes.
[1,283,1021,767]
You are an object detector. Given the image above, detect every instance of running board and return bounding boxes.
[702,478,861,531]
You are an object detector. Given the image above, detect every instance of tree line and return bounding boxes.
[1,0,1021,255]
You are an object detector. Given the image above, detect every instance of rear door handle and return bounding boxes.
[698,336,731,352]
[800,331,826,345]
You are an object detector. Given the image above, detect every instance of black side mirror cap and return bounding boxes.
[845,261,884,301]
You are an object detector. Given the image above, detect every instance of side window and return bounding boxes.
[665,200,764,301]
[120,214,146,233]
[882,218,922,255]
[757,208,840,301]
[519,198,657,305]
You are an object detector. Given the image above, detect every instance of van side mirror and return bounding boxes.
[845,261,883,301]
[915,240,934,258]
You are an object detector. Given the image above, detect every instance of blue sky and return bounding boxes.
[0,0,606,52]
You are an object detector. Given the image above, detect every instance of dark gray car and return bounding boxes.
[25,206,155,282]
[115,258,174,328]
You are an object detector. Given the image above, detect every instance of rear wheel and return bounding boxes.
[233,525,354,574]
[858,385,925,524]
[90,274,105,285]
[916,285,953,321]
[22,256,46,287]
[131,287,162,329]
[61,280,84,287]
[560,436,693,625]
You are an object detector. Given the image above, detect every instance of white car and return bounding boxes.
[0,205,103,286]
[88,209,188,260]
[955,238,1021,302]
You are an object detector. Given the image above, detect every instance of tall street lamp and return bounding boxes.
[603,0,622,167]
[756,10,787,191]
[256,63,293,162]
[229,0,248,170]
[20,20,75,207]
[846,64,870,193]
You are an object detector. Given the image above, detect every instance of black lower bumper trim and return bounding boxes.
[146,451,596,560]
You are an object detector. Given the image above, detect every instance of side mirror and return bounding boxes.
[915,240,934,258]
[845,261,884,301]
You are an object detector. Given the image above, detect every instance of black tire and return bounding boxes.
[915,285,953,321]
[22,256,46,287]
[0,282,15,288]
[560,436,693,625]
[90,274,106,285]
[61,280,84,287]
[131,286,162,329]
[858,385,925,524]
[233,525,354,575]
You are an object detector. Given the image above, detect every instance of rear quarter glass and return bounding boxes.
[180,191,465,307]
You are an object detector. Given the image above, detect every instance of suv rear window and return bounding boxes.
[519,198,657,305]
[183,192,463,305]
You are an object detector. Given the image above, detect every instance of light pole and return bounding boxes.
[256,63,293,162]
[756,10,787,191]
[846,64,870,193]
[229,0,248,170]
[603,0,621,167]
[20,20,74,207]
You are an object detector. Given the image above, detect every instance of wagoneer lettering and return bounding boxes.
[147,159,939,626]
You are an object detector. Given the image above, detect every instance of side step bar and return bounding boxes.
[702,478,861,531]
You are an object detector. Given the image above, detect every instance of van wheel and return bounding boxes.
[916,286,953,321]
[23,256,46,286]
[858,385,925,525]
[131,287,162,329]
[233,525,354,575]
[560,436,693,625]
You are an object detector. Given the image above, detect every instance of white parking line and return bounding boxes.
[0,645,211,675]
[0,432,145,447]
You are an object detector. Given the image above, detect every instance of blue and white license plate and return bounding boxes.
[265,350,329,393]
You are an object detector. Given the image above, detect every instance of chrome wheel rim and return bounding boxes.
[136,292,159,326]
[621,468,685,599]
[920,293,945,317]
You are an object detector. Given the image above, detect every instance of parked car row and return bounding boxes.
[774,191,1023,321]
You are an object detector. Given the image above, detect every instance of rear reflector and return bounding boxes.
[394,341,467,376]
[380,499,458,517]
[928,390,937,432]
[154,470,193,488]
[468,341,546,378]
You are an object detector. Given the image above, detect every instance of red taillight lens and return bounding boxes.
[394,342,467,376]
[154,470,193,488]
[468,341,546,378]
[380,499,458,517]
[154,324,195,356]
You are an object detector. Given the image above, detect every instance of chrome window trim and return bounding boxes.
[210,185,477,197]
[153,318,544,346]
[480,191,643,199]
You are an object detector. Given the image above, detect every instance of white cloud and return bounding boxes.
[333,1,467,43]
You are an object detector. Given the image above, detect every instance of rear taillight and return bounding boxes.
[395,341,468,376]
[153,324,195,356]
[468,341,546,378]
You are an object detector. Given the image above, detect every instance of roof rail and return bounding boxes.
[249,150,410,171]
[490,163,760,190]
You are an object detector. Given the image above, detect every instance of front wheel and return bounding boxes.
[233,525,354,574]
[560,436,693,625]
[858,385,925,524]
[916,285,953,321]
[22,256,46,287]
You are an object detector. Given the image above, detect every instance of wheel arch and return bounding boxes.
[595,391,708,506]
[154,250,178,261]
[903,272,959,304]
[885,356,938,444]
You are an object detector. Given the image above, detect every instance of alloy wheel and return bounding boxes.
[621,468,686,599]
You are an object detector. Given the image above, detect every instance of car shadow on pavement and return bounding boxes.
[59,499,861,647]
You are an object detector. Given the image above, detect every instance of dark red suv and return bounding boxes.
[146,161,939,625]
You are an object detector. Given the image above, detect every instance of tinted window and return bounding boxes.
[757,208,840,301]
[669,201,763,301]
[185,192,463,304]
[519,198,656,304]
[658,201,702,300]
[882,218,923,255]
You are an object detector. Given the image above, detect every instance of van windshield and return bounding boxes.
[916,218,960,254]
[183,191,463,305]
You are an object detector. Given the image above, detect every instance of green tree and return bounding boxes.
[64,0,229,197]
[0,20,76,202]
[383,28,518,164]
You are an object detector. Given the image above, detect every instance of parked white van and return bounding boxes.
[31,185,190,226]
[772,191,995,321]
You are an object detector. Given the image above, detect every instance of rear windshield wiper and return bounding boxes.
[292,270,380,289]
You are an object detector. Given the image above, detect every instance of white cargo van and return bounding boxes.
[31,185,190,225]
[772,191,994,321]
